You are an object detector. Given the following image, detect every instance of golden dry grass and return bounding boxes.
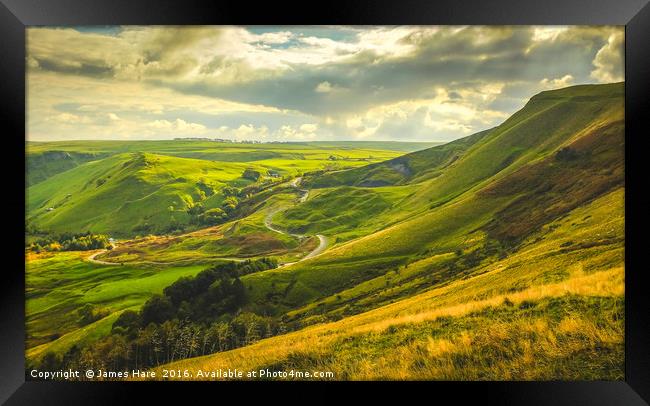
[151,265,623,380]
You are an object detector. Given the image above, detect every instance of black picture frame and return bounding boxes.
[3,0,649,404]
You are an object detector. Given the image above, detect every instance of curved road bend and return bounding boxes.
[87,176,327,267]
[87,247,121,266]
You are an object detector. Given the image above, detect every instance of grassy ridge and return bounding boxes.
[237,83,624,314]
[27,143,406,237]
[153,187,624,380]
[307,129,491,188]
[27,152,258,236]
[400,83,624,212]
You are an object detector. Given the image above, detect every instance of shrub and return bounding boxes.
[112,310,140,333]
[40,352,62,370]
[242,168,261,181]
[200,208,227,226]
[221,196,239,214]
[140,295,174,326]
[555,147,579,161]
[222,186,240,197]
[77,304,108,326]
[27,232,110,252]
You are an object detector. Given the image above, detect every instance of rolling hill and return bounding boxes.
[27,152,262,237]
[155,186,624,380]
[26,140,430,187]
[307,129,492,188]
[236,82,624,317]
[25,82,625,380]
[26,143,408,237]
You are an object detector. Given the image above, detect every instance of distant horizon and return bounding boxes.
[26,138,447,144]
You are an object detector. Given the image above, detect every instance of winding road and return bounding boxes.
[303,234,328,259]
[263,209,328,267]
[87,176,328,267]
[87,245,121,266]
[263,177,328,266]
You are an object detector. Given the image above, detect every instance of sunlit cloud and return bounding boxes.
[591,31,624,83]
[540,74,575,89]
[27,25,624,142]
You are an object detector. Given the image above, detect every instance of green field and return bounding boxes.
[25,83,625,380]
[26,251,209,358]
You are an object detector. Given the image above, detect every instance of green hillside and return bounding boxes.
[238,82,624,315]
[307,129,491,188]
[26,143,406,237]
[27,153,261,237]
[25,250,208,356]
[156,186,624,380]
[26,139,426,187]
[149,84,624,379]
[274,185,417,241]
[25,83,625,380]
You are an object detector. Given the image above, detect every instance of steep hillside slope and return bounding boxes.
[307,129,491,188]
[397,82,624,211]
[27,149,109,187]
[155,186,624,380]
[241,83,624,315]
[27,152,260,237]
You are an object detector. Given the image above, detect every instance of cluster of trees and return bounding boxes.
[27,232,111,252]
[187,202,235,227]
[35,312,287,375]
[242,168,262,181]
[77,304,110,327]
[34,259,282,373]
[130,182,249,235]
[187,185,244,227]
[141,258,276,323]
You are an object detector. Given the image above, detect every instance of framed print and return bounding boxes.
[2,0,650,404]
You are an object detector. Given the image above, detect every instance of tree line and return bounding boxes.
[27,231,111,253]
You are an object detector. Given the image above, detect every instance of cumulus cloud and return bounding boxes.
[208,123,323,141]
[315,81,333,93]
[212,124,270,140]
[27,25,624,142]
[540,74,575,89]
[46,112,92,124]
[147,118,207,134]
[591,31,624,83]
[276,124,319,140]
[338,85,508,141]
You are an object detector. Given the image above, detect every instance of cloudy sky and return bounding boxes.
[27,25,624,142]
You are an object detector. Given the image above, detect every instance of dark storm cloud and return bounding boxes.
[32,57,115,78]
